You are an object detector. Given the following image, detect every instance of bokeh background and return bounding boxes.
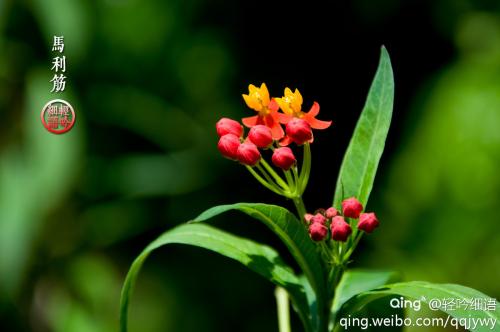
[0,0,499,331]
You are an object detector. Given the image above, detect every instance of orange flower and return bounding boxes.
[242,83,284,140]
[275,88,332,130]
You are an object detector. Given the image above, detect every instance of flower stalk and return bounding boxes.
[275,287,292,332]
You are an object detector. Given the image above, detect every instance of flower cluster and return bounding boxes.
[215,82,381,267]
[215,83,332,200]
[216,83,331,169]
[305,197,379,242]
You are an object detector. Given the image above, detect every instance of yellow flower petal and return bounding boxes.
[290,89,302,113]
[259,83,270,105]
[294,88,303,105]
[275,97,293,115]
[242,94,262,111]
[278,87,303,116]
[248,84,258,94]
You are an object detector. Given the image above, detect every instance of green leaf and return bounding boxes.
[120,223,310,332]
[300,275,320,332]
[337,281,500,332]
[333,46,394,208]
[195,204,325,295]
[330,269,400,324]
[194,203,326,329]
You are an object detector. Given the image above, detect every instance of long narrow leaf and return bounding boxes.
[337,281,499,332]
[120,223,310,332]
[333,46,394,207]
[194,203,327,328]
[195,204,325,295]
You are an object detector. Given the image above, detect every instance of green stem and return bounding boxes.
[275,287,291,332]
[260,158,290,190]
[299,143,311,194]
[328,266,346,332]
[245,166,285,196]
[290,197,329,332]
[327,263,345,298]
[342,232,363,262]
[256,164,282,190]
[292,196,307,220]
[292,166,300,189]
[283,170,296,192]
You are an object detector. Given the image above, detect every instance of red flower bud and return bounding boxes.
[357,212,379,233]
[248,125,273,148]
[236,142,261,166]
[216,118,243,137]
[304,213,314,224]
[342,197,363,219]
[311,213,327,225]
[271,147,296,170]
[217,134,241,160]
[309,222,328,241]
[325,207,338,218]
[286,118,313,145]
[331,216,352,242]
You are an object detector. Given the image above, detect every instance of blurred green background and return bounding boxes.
[0,0,498,331]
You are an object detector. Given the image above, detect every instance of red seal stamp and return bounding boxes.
[40,99,76,134]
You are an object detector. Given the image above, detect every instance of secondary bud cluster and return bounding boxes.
[306,197,379,242]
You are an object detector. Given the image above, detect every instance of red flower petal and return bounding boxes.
[301,102,332,129]
[264,113,285,139]
[279,136,292,146]
[271,125,284,140]
[268,98,279,111]
[277,113,293,124]
[308,102,320,117]
[304,116,332,129]
[243,112,284,139]
[242,115,259,127]
[270,123,284,140]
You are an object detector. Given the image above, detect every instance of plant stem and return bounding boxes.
[342,232,363,262]
[292,166,300,188]
[283,170,296,192]
[328,264,345,296]
[245,166,285,196]
[292,196,307,220]
[255,164,277,185]
[275,287,291,332]
[299,143,312,193]
[260,158,290,190]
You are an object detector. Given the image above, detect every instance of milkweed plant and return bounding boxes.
[120,47,499,332]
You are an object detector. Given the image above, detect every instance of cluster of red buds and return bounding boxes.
[217,119,299,169]
[305,197,379,242]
